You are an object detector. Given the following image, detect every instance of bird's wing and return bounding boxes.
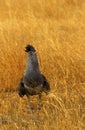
[41,74,50,92]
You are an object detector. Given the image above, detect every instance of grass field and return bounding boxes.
[0,0,85,129]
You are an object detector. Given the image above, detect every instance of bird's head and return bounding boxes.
[25,45,36,55]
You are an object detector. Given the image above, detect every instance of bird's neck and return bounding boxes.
[29,54,39,67]
[25,54,40,74]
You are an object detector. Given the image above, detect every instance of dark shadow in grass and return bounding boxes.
[0,117,8,125]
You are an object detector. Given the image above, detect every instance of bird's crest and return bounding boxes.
[25,45,36,53]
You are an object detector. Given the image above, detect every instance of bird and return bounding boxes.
[18,45,50,115]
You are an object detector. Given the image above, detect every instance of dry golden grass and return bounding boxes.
[0,0,85,129]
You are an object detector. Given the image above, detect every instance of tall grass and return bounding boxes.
[0,0,85,129]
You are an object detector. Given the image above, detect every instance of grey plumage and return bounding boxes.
[18,45,50,114]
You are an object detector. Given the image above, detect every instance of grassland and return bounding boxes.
[0,0,85,129]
